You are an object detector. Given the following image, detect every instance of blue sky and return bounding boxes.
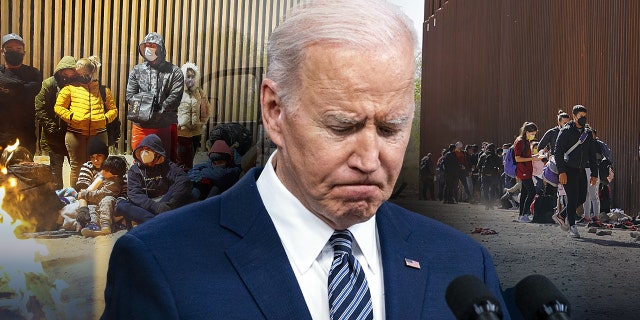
[389,0,424,43]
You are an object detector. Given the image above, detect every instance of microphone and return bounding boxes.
[515,274,571,320]
[446,275,503,320]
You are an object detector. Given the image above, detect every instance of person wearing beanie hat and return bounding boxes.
[0,32,42,154]
[75,139,109,191]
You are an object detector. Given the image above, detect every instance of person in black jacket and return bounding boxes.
[553,105,598,238]
[114,134,192,225]
[0,33,42,154]
[477,143,503,210]
[442,144,459,204]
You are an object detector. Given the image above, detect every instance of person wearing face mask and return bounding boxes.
[114,134,192,225]
[54,56,118,186]
[0,33,42,154]
[34,56,78,189]
[176,62,210,170]
[553,105,598,239]
[126,32,184,163]
[513,122,543,223]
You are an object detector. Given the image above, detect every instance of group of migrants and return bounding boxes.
[0,32,243,237]
[421,105,615,238]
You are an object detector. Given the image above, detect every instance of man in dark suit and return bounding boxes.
[102,1,510,319]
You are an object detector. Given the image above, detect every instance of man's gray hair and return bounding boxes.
[266,0,419,107]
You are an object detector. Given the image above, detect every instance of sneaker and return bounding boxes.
[81,226,112,237]
[552,213,570,231]
[568,225,581,238]
[518,215,531,223]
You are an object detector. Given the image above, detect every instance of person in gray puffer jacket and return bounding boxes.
[126,32,184,162]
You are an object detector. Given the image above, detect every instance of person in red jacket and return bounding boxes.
[513,122,543,222]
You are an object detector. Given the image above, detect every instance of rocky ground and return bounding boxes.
[396,199,640,320]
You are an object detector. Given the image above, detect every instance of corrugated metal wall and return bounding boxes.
[422,0,640,214]
[0,0,303,153]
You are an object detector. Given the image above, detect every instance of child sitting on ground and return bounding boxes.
[59,155,128,237]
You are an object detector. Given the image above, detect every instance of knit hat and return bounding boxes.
[87,139,109,157]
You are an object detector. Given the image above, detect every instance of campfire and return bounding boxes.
[0,140,72,319]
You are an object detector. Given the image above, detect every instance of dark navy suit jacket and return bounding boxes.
[102,168,510,319]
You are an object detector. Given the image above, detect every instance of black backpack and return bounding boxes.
[208,123,253,156]
[482,152,501,176]
[98,85,122,146]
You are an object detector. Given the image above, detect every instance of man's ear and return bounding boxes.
[260,79,285,147]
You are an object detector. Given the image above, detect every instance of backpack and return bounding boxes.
[504,146,517,178]
[208,123,253,156]
[481,152,501,176]
[99,85,122,147]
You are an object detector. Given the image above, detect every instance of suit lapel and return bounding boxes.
[220,169,312,320]
[377,203,430,319]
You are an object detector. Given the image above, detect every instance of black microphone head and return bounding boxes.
[515,274,571,320]
[446,275,503,320]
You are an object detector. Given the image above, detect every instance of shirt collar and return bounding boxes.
[256,151,379,275]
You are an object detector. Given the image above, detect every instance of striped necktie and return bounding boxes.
[328,230,373,320]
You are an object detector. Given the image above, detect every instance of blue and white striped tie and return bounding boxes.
[328,230,373,320]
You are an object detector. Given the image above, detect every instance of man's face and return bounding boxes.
[573,111,587,127]
[2,40,25,66]
[262,42,415,230]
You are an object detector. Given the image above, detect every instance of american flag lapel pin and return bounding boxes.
[404,258,420,269]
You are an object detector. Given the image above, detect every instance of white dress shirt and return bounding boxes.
[256,151,385,320]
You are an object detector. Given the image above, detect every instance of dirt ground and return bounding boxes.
[3,194,640,319]
[396,199,640,320]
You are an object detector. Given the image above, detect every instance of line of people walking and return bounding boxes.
[421,105,615,239]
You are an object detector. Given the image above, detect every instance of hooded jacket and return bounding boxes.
[177,62,209,137]
[35,56,76,152]
[126,32,184,128]
[188,140,241,197]
[127,134,192,213]
[554,121,597,176]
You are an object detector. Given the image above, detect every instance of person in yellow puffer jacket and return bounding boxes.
[54,56,118,186]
